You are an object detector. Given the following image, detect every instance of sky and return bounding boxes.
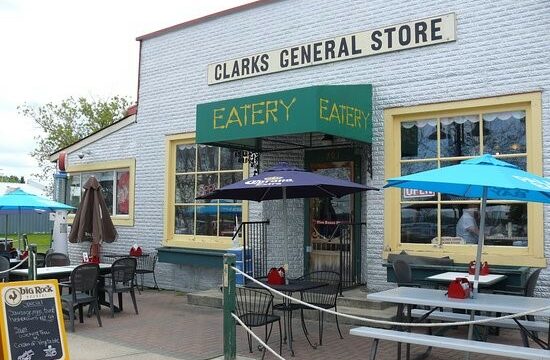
[0,0,253,183]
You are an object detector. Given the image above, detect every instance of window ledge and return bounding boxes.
[157,247,226,268]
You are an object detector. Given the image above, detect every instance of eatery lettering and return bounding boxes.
[208,13,456,84]
[213,97,296,129]
[319,98,370,130]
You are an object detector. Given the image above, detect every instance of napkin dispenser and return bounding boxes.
[468,260,490,275]
[448,277,471,299]
[267,267,286,285]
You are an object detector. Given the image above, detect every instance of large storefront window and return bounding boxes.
[400,112,527,246]
[384,93,544,266]
[67,159,135,226]
[166,134,246,248]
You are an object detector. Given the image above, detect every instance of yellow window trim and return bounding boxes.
[164,133,249,250]
[66,159,136,227]
[384,92,545,267]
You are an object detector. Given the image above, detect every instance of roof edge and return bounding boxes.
[136,0,278,41]
[48,114,137,162]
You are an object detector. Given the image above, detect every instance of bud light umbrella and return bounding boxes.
[0,189,75,249]
[384,154,550,296]
[198,162,378,272]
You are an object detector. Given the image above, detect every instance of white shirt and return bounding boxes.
[456,211,478,244]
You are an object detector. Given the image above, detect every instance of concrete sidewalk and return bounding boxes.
[63,289,527,360]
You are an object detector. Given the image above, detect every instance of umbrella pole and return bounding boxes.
[473,187,488,296]
[18,207,21,250]
[467,187,488,351]
[4,214,8,248]
[283,187,289,280]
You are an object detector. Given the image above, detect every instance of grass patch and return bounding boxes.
[3,233,52,253]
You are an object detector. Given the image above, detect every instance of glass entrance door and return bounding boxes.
[307,161,356,283]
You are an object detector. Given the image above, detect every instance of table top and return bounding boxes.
[10,263,111,278]
[426,272,506,285]
[246,279,328,293]
[367,287,550,316]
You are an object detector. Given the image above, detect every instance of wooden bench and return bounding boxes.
[411,308,549,333]
[350,326,550,360]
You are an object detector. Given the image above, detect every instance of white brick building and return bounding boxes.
[52,0,550,294]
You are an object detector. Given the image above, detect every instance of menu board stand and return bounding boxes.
[0,280,69,360]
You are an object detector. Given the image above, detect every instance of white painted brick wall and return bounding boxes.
[73,0,550,293]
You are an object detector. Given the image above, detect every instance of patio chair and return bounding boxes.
[134,252,159,292]
[45,252,70,267]
[295,271,343,347]
[36,252,46,268]
[392,259,421,288]
[235,286,282,360]
[0,255,10,282]
[59,263,102,332]
[493,268,542,345]
[99,257,139,318]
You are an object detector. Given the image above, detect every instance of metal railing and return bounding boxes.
[232,220,269,282]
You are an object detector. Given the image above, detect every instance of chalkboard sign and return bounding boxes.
[0,280,69,360]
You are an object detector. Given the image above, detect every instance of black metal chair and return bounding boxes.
[235,286,282,360]
[35,252,47,268]
[135,253,159,291]
[45,252,70,267]
[0,255,10,282]
[494,268,542,345]
[295,271,343,347]
[392,259,421,288]
[100,257,139,318]
[60,263,102,332]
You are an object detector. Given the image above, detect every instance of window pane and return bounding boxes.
[401,204,437,243]
[502,156,527,171]
[196,205,217,236]
[175,175,195,203]
[485,203,527,247]
[400,162,437,202]
[196,173,218,203]
[116,170,130,215]
[95,172,114,214]
[220,206,241,237]
[440,115,480,157]
[220,147,240,170]
[484,111,526,155]
[198,145,218,172]
[176,144,196,172]
[401,120,437,159]
[69,175,81,212]
[440,205,461,238]
[175,206,194,235]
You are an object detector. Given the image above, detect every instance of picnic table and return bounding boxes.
[351,287,550,359]
[425,271,506,287]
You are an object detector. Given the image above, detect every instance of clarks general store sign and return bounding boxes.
[207,13,456,84]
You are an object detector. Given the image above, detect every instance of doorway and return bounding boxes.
[304,148,363,288]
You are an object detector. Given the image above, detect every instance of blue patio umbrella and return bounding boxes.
[199,162,378,271]
[0,189,74,249]
[384,154,550,295]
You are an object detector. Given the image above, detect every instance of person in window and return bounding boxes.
[456,204,480,244]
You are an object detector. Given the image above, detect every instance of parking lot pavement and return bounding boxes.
[64,289,528,360]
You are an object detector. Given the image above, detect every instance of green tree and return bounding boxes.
[0,175,24,183]
[18,96,133,184]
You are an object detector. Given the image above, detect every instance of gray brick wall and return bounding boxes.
[71,0,550,293]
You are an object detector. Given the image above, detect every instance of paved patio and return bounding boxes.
[66,289,531,359]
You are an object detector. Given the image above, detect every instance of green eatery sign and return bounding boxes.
[196,85,372,150]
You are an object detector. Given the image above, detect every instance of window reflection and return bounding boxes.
[401,120,437,159]
[484,111,526,155]
[400,204,437,243]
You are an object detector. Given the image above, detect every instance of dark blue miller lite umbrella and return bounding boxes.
[198,162,378,270]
